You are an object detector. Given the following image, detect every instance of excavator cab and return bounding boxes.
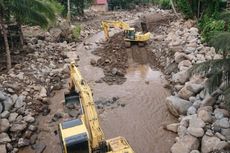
[124,28,135,40]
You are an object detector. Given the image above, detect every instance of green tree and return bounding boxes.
[0,0,57,70]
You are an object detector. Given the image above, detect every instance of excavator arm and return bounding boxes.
[101,20,130,40]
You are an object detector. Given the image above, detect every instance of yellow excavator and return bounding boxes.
[101,20,150,47]
[58,62,134,153]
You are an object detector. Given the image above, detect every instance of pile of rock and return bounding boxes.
[0,37,72,152]
[0,91,37,153]
[163,20,230,153]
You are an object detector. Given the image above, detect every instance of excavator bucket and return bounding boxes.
[64,90,80,105]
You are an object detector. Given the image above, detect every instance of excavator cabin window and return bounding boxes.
[124,29,135,40]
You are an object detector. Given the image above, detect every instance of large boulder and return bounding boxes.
[166,96,192,117]
[0,119,10,132]
[10,122,27,132]
[171,135,199,153]
[187,127,204,137]
[214,118,230,129]
[187,83,204,94]
[197,109,212,123]
[201,135,228,153]
[172,70,190,84]
[0,133,11,144]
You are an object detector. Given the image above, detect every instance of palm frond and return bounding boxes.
[190,59,230,93]
[219,11,230,23]
[209,32,230,53]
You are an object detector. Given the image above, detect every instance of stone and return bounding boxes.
[166,123,179,133]
[221,128,230,140]
[3,97,13,111]
[178,86,194,100]
[32,143,46,153]
[14,95,25,108]
[23,115,35,123]
[201,135,228,153]
[184,46,196,54]
[178,60,192,70]
[175,52,188,63]
[0,133,11,143]
[28,125,37,132]
[187,83,204,94]
[0,103,3,113]
[90,59,97,66]
[0,145,6,153]
[0,119,10,132]
[172,70,190,84]
[68,110,80,118]
[178,125,187,138]
[187,127,204,137]
[166,96,192,117]
[193,100,201,109]
[10,122,27,132]
[189,115,205,128]
[6,143,13,152]
[171,135,199,153]
[201,95,215,107]
[1,111,10,118]
[187,106,197,115]
[8,113,18,123]
[215,132,226,140]
[197,109,212,123]
[214,118,230,129]
[39,87,47,98]
[18,138,30,147]
[0,91,6,101]
[190,150,200,153]
[214,108,230,120]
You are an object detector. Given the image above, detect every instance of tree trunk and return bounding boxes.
[18,23,24,47]
[67,0,71,23]
[0,18,11,70]
[170,0,179,18]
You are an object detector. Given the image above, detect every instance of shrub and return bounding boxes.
[159,0,171,9]
[72,24,81,40]
[176,0,193,19]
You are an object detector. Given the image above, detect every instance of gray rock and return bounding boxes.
[0,91,6,101]
[112,68,118,75]
[0,144,6,153]
[3,97,13,111]
[221,128,230,140]
[174,52,188,63]
[166,123,179,133]
[1,111,10,118]
[171,135,199,153]
[215,132,226,140]
[0,119,10,132]
[201,95,215,107]
[206,129,214,136]
[187,106,197,115]
[214,108,229,120]
[32,143,46,153]
[190,150,200,153]
[8,113,18,123]
[214,118,230,129]
[189,97,196,103]
[0,133,11,144]
[18,138,30,147]
[14,95,25,108]
[0,103,3,113]
[189,115,205,128]
[28,125,37,132]
[193,100,201,109]
[187,127,204,137]
[184,46,196,54]
[6,143,13,152]
[178,86,194,100]
[187,83,204,94]
[197,109,212,123]
[172,70,190,84]
[39,87,47,98]
[166,96,192,117]
[23,115,35,123]
[178,125,187,138]
[201,135,228,153]
[10,122,27,132]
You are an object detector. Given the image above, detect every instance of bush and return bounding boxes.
[199,16,225,42]
[72,24,81,40]
[159,0,171,9]
[176,0,193,19]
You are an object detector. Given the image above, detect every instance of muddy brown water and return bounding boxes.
[19,30,176,153]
